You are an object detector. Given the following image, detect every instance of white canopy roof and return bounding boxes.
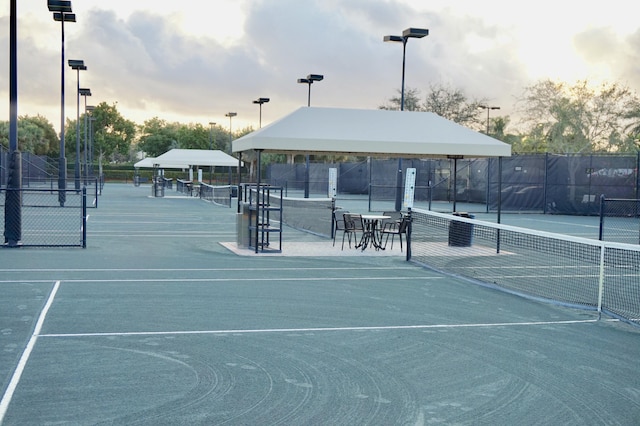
[134,157,183,169]
[136,149,242,168]
[134,157,157,168]
[232,107,511,158]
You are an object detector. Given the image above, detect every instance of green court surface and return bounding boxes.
[1,183,639,425]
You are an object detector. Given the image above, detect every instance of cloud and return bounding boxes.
[2,0,638,133]
[574,27,640,92]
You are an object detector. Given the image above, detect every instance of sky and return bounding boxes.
[1,0,639,134]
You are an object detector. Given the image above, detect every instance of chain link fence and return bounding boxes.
[2,188,87,247]
[599,197,640,245]
[267,153,640,216]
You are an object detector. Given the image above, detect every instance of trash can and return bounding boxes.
[448,212,475,246]
[236,202,250,248]
[152,177,165,197]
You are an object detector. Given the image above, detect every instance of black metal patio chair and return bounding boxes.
[381,216,410,251]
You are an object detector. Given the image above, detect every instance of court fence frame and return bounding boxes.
[599,196,640,245]
[1,187,87,248]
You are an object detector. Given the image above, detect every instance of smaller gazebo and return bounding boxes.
[145,149,241,169]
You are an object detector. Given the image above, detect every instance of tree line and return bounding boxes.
[2,78,640,164]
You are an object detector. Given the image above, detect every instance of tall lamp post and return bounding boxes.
[87,110,95,178]
[79,88,91,184]
[5,0,21,246]
[297,74,323,198]
[225,112,237,151]
[478,105,500,135]
[208,121,216,184]
[253,98,270,128]
[69,59,87,190]
[49,0,76,205]
[384,27,429,211]
[297,74,323,107]
[225,112,237,186]
[208,122,216,150]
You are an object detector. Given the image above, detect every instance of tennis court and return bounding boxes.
[1,183,639,425]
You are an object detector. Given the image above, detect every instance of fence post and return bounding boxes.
[599,194,605,241]
[94,177,98,208]
[637,152,640,199]
[82,186,87,248]
[4,151,22,246]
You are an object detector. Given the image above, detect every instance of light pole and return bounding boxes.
[87,111,95,178]
[297,74,323,107]
[253,98,270,128]
[208,122,216,149]
[225,112,237,186]
[384,27,428,211]
[208,121,216,183]
[297,74,323,198]
[5,0,21,246]
[49,0,76,205]
[69,59,86,190]
[225,112,237,151]
[79,88,91,184]
[478,105,500,135]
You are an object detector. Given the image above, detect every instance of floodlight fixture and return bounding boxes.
[53,12,76,22]
[402,28,429,38]
[48,0,72,12]
[68,59,86,70]
[383,35,403,43]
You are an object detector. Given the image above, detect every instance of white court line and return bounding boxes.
[0,281,60,423]
[0,266,416,273]
[0,276,443,284]
[522,218,600,229]
[40,319,611,339]
[94,235,230,239]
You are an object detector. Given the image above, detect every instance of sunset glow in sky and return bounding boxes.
[2,0,638,132]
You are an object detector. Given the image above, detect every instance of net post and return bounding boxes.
[496,156,503,253]
[597,243,605,320]
[405,208,412,262]
[331,199,336,239]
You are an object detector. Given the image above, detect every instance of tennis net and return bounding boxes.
[269,194,334,237]
[410,209,640,326]
[200,183,233,207]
